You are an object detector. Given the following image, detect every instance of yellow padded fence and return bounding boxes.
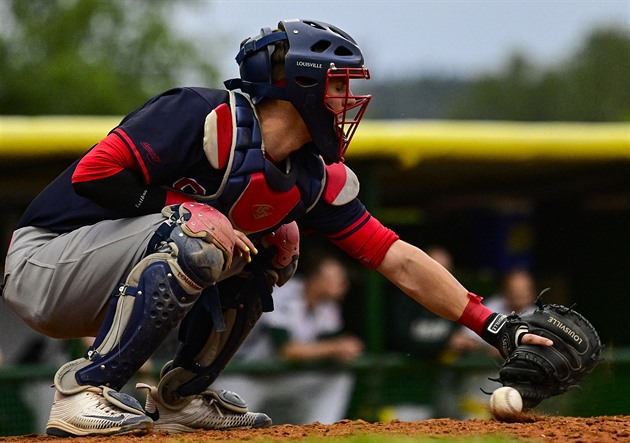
[1,116,628,165]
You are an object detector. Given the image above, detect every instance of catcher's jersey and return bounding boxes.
[16,87,397,268]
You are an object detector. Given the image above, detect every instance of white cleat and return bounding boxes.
[137,382,272,433]
[46,385,153,437]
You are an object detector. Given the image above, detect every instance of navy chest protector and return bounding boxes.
[196,92,326,235]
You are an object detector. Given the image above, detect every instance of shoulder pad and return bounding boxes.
[323,162,360,206]
[203,102,233,169]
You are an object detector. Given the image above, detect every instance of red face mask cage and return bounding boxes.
[324,66,371,162]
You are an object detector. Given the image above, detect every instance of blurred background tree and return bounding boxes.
[0,0,627,122]
[449,28,630,121]
[367,27,630,122]
[0,0,218,115]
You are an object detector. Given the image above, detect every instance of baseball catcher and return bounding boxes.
[2,17,561,438]
[482,290,602,409]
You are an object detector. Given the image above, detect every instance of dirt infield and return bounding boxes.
[2,415,629,443]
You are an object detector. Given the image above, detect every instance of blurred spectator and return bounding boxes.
[216,254,363,424]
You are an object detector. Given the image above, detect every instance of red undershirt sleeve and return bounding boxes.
[457,292,494,336]
[72,132,136,182]
[328,212,399,270]
[71,132,189,214]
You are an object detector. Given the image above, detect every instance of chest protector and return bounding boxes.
[198,92,326,235]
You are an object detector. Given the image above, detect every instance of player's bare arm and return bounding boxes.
[377,239,469,320]
[377,240,552,347]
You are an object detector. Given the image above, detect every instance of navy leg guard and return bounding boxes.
[76,261,198,391]
[155,269,270,407]
[54,204,234,395]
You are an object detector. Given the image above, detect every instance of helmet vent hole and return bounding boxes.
[334,46,354,57]
[304,20,326,30]
[311,40,331,53]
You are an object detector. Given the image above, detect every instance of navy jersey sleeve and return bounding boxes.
[300,198,399,269]
[15,88,229,233]
[115,87,229,186]
[300,197,368,236]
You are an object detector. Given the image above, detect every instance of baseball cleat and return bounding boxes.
[137,382,272,433]
[46,385,153,437]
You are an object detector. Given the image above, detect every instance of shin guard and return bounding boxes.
[154,271,269,409]
[55,203,236,394]
[153,223,300,408]
[55,258,199,394]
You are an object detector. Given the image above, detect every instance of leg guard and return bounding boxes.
[155,271,268,409]
[54,203,236,394]
[153,222,300,409]
[163,202,236,288]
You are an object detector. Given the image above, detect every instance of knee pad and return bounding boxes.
[259,221,300,287]
[169,202,236,289]
[261,221,300,268]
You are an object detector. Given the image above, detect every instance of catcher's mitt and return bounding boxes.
[487,292,601,409]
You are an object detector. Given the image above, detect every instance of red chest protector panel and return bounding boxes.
[229,172,301,232]
[200,92,325,234]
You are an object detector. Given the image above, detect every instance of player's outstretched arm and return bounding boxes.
[376,240,469,320]
[376,240,552,348]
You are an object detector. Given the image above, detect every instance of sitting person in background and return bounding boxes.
[217,252,364,424]
[386,245,459,359]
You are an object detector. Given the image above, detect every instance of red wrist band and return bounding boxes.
[457,292,494,336]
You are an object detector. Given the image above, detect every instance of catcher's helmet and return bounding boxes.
[224,19,371,164]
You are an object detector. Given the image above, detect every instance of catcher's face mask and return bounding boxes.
[324,66,371,163]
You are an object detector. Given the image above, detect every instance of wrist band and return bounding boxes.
[457,292,493,336]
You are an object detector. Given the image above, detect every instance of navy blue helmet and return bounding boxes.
[225,19,371,164]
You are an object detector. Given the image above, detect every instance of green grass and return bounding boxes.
[281,438,526,443]
[170,434,534,443]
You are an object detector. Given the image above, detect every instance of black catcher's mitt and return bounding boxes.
[489,293,601,409]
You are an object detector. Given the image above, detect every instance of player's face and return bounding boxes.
[325,78,355,111]
[323,67,371,160]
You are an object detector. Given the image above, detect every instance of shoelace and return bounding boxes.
[202,396,225,418]
[89,391,118,416]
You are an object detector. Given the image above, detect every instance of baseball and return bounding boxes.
[489,387,523,421]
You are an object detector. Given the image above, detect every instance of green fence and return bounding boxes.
[1,349,628,436]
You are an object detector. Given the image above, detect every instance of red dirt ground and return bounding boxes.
[1,415,629,443]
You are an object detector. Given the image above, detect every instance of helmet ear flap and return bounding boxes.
[238,27,273,104]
